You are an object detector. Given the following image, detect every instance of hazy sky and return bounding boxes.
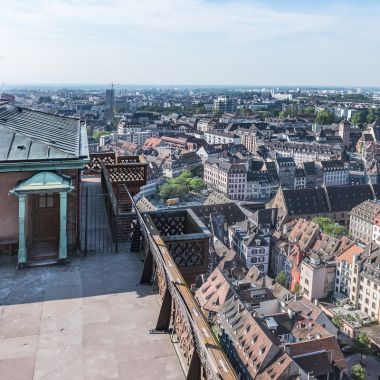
[0,0,379,86]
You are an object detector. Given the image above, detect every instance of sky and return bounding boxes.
[0,0,379,87]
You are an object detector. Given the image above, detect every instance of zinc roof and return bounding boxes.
[0,105,84,162]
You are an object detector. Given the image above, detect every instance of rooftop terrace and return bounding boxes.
[0,252,184,380]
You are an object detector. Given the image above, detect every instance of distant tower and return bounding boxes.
[339,120,350,149]
[105,88,115,121]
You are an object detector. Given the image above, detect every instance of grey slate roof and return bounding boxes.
[0,105,87,162]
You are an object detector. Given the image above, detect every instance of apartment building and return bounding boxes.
[213,96,236,113]
[334,244,363,300]
[228,220,270,273]
[300,255,336,301]
[246,171,279,200]
[120,130,158,146]
[204,131,241,145]
[203,157,247,200]
[319,160,349,186]
[349,200,380,244]
[267,141,342,166]
[276,156,296,189]
[196,118,213,132]
[372,214,380,244]
[236,129,259,155]
[351,244,380,322]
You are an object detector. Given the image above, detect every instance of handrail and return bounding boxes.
[124,185,238,380]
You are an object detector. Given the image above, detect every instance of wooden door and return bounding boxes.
[32,193,59,243]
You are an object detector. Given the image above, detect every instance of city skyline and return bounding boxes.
[1,0,380,87]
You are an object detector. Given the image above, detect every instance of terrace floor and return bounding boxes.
[0,252,184,380]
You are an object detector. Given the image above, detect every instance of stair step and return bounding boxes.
[26,258,61,267]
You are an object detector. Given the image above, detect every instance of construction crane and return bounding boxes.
[109,81,120,90]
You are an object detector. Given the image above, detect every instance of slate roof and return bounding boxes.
[320,159,345,171]
[0,105,87,162]
[326,185,375,212]
[283,188,330,216]
[276,156,295,167]
[302,161,316,176]
[190,203,246,244]
[371,183,380,199]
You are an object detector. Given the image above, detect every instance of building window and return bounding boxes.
[38,193,55,208]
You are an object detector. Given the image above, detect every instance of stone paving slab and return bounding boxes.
[0,253,185,380]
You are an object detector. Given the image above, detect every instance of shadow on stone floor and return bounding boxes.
[0,251,154,306]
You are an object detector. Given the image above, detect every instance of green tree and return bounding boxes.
[158,171,205,202]
[304,106,316,117]
[275,271,287,287]
[351,363,366,380]
[159,182,189,201]
[196,105,207,114]
[93,130,108,142]
[351,111,367,126]
[332,315,343,329]
[366,108,380,123]
[312,217,347,238]
[315,110,334,125]
[241,107,254,116]
[292,282,301,294]
[354,332,371,361]
[188,177,205,192]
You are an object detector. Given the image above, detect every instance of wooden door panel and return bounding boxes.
[32,194,59,242]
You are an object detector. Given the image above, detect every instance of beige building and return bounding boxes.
[349,200,380,244]
[300,255,336,301]
[203,157,247,200]
[351,244,380,322]
[236,129,258,155]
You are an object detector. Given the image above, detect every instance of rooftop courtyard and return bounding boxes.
[0,252,184,380]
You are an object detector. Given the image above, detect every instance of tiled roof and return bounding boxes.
[293,352,333,377]
[220,297,281,377]
[286,336,347,370]
[336,244,363,265]
[256,352,298,380]
[195,268,233,314]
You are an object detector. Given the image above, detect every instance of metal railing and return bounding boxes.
[125,185,238,380]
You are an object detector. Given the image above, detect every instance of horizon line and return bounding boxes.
[1,82,380,89]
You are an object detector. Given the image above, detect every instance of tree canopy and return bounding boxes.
[354,332,371,360]
[351,110,368,127]
[275,271,287,287]
[159,171,205,202]
[366,108,380,123]
[332,315,343,329]
[292,282,301,294]
[351,363,366,380]
[315,110,335,125]
[93,130,108,142]
[312,217,347,238]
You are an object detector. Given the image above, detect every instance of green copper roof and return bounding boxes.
[10,171,73,194]
[0,105,89,163]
